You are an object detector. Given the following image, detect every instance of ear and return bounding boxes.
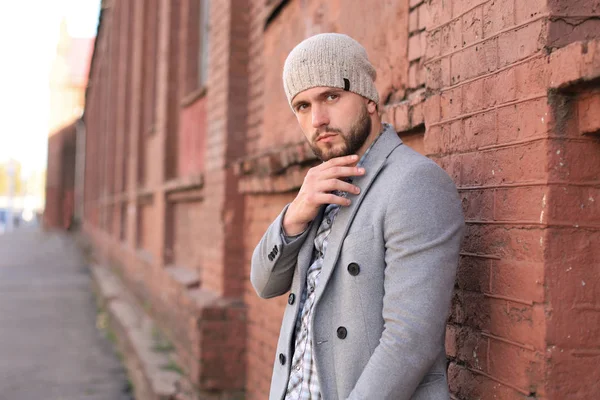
[366,100,378,115]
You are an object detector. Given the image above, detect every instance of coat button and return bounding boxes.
[279,353,286,365]
[347,262,360,276]
[288,293,296,305]
[337,326,347,339]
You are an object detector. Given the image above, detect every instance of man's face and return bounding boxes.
[291,87,374,161]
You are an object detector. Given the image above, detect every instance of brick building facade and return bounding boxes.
[82,0,600,399]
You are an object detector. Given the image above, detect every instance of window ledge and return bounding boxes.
[181,86,207,108]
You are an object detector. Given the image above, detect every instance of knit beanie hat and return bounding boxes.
[283,33,379,107]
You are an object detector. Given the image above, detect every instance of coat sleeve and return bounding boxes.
[347,161,465,400]
[250,205,312,299]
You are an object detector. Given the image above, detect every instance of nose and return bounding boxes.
[311,104,329,129]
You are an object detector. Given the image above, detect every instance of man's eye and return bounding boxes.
[297,104,308,112]
[326,94,339,101]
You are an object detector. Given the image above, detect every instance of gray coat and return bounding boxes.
[251,126,464,400]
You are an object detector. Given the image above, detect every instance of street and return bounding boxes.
[0,228,132,400]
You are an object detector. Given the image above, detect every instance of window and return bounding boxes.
[198,0,210,88]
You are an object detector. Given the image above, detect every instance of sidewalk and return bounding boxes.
[0,228,132,400]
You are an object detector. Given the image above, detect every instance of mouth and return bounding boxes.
[316,133,337,143]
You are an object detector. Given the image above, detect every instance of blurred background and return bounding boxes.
[0,0,100,234]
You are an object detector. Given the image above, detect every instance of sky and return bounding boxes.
[0,0,100,177]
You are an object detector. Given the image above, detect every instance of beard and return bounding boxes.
[309,104,372,161]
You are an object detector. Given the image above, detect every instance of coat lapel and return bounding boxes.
[314,125,403,304]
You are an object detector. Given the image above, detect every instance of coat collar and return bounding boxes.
[314,123,403,304]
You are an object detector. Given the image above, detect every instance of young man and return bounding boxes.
[251,33,464,400]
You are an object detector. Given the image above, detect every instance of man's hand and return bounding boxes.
[283,154,365,236]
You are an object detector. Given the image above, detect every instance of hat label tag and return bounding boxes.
[343,78,350,91]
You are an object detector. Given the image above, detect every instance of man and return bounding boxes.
[251,33,464,400]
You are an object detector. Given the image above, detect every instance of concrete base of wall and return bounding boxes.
[90,261,246,400]
[91,264,183,400]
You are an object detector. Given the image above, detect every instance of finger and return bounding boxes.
[313,192,352,207]
[316,154,360,170]
[320,165,365,180]
[317,179,360,195]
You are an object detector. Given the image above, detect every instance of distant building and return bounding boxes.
[45,19,94,230]
[48,19,94,135]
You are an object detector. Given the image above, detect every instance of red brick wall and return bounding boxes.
[83,0,247,397]
[543,39,600,400]
[81,0,600,399]
[423,0,551,397]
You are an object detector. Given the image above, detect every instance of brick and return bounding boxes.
[424,93,441,124]
[381,106,394,126]
[494,185,548,222]
[451,38,498,83]
[456,254,492,291]
[448,362,528,400]
[497,98,548,144]
[447,119,466,151]
[441,19,462,54]
[426,28,442,59]
[496,104,519,144]
[418,3,430,30]
[548,0,600,15]
[410,99,425,126]
[486,142,548,185]
[393,103,410,132]
[453,0,480,18]
[425,56,451,89]
[408,31,425,61]
[547,347,600,400]
[409,9,419,33]
[445,324,459,357]
[462,111,497,150]
[483,0,515,38]
[462,78,485,113]
[549,41,584,88]
[458,329,489,372]
[483,66,517,107]
[462,224,545,263]
[547,185,600,225]
[428,0,452,27]
[408,61,421,89]
[462,6,483,46]
[515,57,548,99]
[423,125,448,155]
[455,150,486,186]
[461,291,546,349]
[497,20,545,68]
[491,260,545,302]
[578,92,600,135]
[515,0,547,25]
[545,260,600,348]
[487,339,544,391]
[440,87,462,120]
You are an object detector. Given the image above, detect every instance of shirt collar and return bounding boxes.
[356,123,388,168]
